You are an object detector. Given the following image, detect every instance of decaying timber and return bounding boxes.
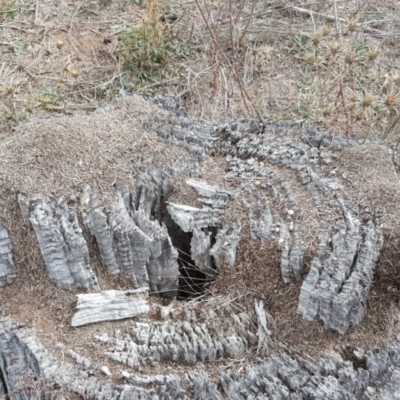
[0,223,16,288]
[71,289,149,327]
[2,309,400,399]
[30,197,97,290]
[0,93,400,398]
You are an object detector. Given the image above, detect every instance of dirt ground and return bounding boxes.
[1,0,400,136]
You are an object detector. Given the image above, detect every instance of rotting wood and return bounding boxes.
[1,94,400,398]
[71,289,150,327]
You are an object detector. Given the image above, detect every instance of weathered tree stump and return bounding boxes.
[0,94,399,399]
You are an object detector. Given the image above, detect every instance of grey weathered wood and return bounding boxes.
[109,194,152,287]
[218,116,384,334]
[297,209,383,334]
[2,94,400,398]
[68,349,91,368]
[255,300,271,355]
[16,193,30,222]
[29,197,97,289]
[186,179,233,209]
[187,370,222,400]
[132,208,179,297]
[190,228,213,274]
[0,223,17,288]
[244,201,275,242]
[71,289,149,327]
[101,308,257,367]
[209,221,241,268]
[81,185,120,275]
[167,203,223,233]
[2,314,400,399]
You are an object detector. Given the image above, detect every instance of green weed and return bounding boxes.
[0,0,18,20]
[118,0,185,90]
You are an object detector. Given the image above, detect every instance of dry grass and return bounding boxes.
[0,0,400,139]
[0,95,190,201]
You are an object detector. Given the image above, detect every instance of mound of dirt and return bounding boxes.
[1,94,400,399]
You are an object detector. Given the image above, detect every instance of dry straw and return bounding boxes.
[0,95,188,201]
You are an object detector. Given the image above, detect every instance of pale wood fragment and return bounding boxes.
[71,289,149,327]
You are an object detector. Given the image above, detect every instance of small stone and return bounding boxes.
[70,69,80,79]
[121,370,130,379]
[101,366,112,376]
[288,209,294,216]
[55,342,65,351]
[289,222,294,231]
[255,180,261,186]
[329,170,336,175]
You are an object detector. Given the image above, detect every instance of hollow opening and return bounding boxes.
[0,367,8,398]
[163,212,217,300]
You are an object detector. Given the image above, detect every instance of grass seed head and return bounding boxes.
[347,20,358,32]
[345,51,357,64]
[350,92,358,102]
[368,47,381,61]
[312,33,322,46]
[362,94,373,107]
[321,25,332,37]
[355,111,364,120]
[385,93,399,107]
[304,53,316,65]
[329,42,341,55]
[392,74,400,85]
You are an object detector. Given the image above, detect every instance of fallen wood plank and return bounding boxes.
[71,289,149,327]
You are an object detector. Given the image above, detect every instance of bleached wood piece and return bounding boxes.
[30,197,97,289]
[71,289,149,327]
[109,195,151,287]
[167,203,223,232]
[186,179,233,209]
[0,223,17,287]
